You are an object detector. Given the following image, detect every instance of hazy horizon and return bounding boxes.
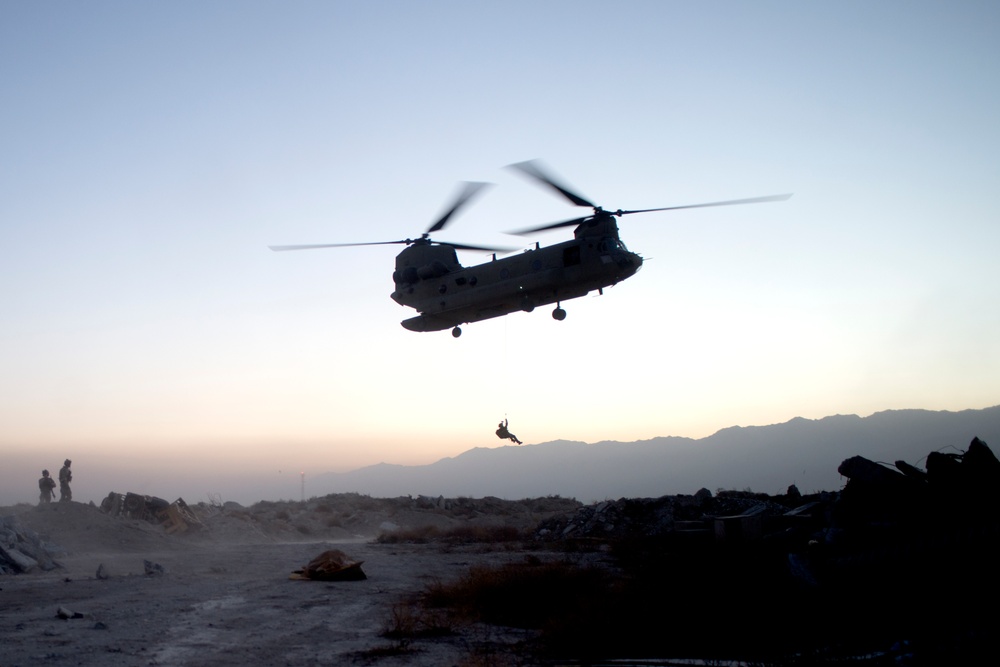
[4,405,998,507]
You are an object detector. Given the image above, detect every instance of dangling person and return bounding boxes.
[495,418,522,445]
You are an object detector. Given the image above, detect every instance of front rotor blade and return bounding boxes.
[444,241,520,252]
[507,215,593,236]
[507,160,596,208]
[426,181,492,234]
[269,240,410,251]
[621,193,793,216]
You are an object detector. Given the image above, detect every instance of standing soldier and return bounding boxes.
[38,470,56,504]
[59,459,72,502]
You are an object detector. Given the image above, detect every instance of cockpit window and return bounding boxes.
[598,237,622,253]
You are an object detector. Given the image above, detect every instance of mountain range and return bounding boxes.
[314,407,1000,502]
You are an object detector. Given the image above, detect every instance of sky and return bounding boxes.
[2,1,999,506]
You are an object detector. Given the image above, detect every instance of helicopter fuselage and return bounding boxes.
[391,215,641,333]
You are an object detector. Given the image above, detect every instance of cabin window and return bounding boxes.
[531,259,542,271]
[563,245,581,267]
[439,284,447,294]
[499,268,510,280]
[469,276,478,286]
[455,277,467,286]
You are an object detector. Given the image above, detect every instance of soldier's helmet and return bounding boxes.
[64,459,71,465]
[42,470,50,476]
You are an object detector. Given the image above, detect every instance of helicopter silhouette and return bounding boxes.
[270,161,791,337]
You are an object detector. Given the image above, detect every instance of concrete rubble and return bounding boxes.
[0,515,63,575]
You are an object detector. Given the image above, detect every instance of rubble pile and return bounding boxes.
[100,492,203,534]
[535,487,826,543]
[4,499,186,560]
[0,515,63,574]
[412,494,578,516]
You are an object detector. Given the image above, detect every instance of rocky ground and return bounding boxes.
[0,495,587,667]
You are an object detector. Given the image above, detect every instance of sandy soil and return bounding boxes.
[1,502,560,667]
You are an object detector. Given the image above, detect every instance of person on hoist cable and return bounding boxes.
[495,418,522,445]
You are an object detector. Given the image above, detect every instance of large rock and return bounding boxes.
[0,544,38,573]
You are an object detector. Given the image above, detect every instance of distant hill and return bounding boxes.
[314,407,1000,502]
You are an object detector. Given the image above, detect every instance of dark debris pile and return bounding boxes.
[100,492,203,534]
[535,484,831,544]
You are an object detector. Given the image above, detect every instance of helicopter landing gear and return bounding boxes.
[452,326,462,338]
[552,306,566,321]
[520,298,535,313]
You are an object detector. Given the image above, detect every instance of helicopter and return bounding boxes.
[270,161,791,337]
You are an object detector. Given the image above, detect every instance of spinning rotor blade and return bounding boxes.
[270,239,515,253]
[507,160,596,208]
[444,241,519,252]
[506,189,793,235]
[425,181,492,234]
[269,240,411,251]
[271,180,500,253]
[508,216,593,236]
[621,193,793,215]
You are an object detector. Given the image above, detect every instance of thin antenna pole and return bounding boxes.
[300,471,305,502]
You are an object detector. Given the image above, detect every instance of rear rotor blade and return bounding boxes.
[507,160,596,208]
[426,181,492,234]
[621,193,793,216]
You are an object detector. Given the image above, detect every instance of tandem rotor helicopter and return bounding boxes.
[270,161,791,337]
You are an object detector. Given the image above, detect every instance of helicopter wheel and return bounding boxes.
[552,307,566,321]
[520,298,535,313]
[452,326,462,338]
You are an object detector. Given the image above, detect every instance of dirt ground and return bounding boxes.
[1,501,577,667]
